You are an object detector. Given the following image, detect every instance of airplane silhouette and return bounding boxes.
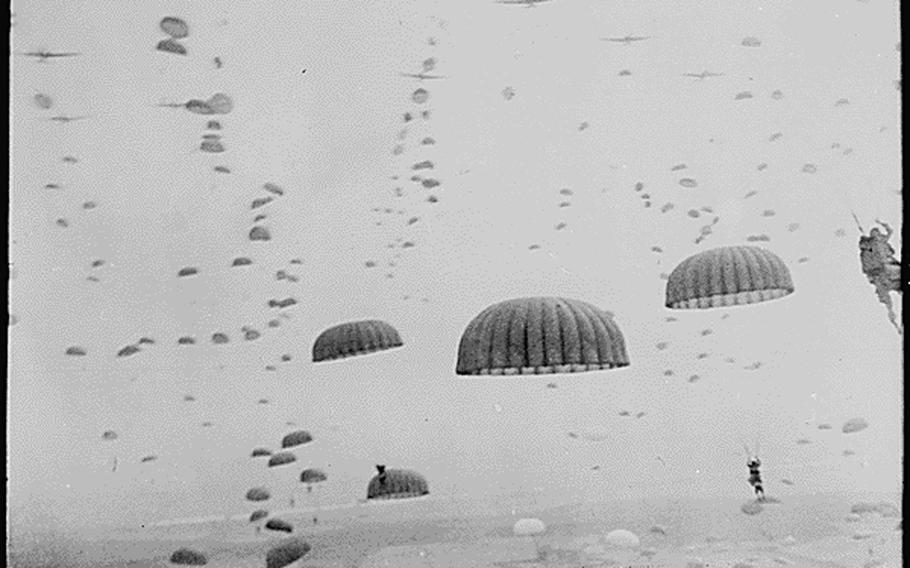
[18,50,81,62]
[399,72,446,80]
[43,115,93,123]
[600,35,651,45]
[494,0,553,7]
[682,70,725,80]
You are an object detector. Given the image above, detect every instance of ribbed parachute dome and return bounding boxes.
[665,246,794,309]
[312,320,403,362]
[456,297,629,375]
[366,466,429,500]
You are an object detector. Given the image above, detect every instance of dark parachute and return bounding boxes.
[169,548,207,565]
[200,139,225,153]
[249,509,269,523]
[265,518,294,533]
[246,487,271,502]
[268,452,297,467]
[205,120,221,130]
[251,447,272,458]
[312,320,404,362]
[211,333,229,344]
[177,267,198,277]
[281,430,313,449]
[665,246,794,309]
[101,430,118,441]
[367,465,429,500]
[232,256,253,267]
[268,297,297,309]
[160,17,189,39]
[456,297,629,375]
[300,468,327,484]
[117,344,141,357]
[266,538,311,568]
[156,38,187,56]
[263,183,285,196]
[65,346,87,356]
[177,336,196,345]
[249,226,272,241]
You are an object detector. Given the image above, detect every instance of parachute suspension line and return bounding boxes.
[850,210,865,234]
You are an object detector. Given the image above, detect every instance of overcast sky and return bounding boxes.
[9,0,902,533]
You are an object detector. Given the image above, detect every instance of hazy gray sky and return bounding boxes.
[9,0,902,532]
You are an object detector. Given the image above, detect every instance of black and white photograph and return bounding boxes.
[8,1,903,566]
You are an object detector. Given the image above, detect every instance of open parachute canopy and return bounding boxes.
[249,509,269,523]
[156,38,187,56]
[159,16,189,39]
[455,297,629,376]
[367,467,429,500]
[265,518,294,533]
[268,452,297,467]
[245,487,271,502]
[300,468,327,484]
[665,245,794,309]
[169,547,207,565]
[266,538,311,568]
[312,320,404,362]
[281,430,313,449]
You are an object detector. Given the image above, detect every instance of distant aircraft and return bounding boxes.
[600,35,651,45]
[18,50,81,62]
[399,72,446,80]
[494,0,553,7]
[682,70,725,80]
[43,115,93,123]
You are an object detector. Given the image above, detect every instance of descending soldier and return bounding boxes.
[747,456,765,501]
[859,220,903,333]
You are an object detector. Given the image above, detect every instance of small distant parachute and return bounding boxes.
[205,120,221,130]
[213,166,230,174]
[169,547,207,565]
[177,267,198,277]
[140,455,158,463]
[231,257,253,267]
[177,336,196,345]
[249,509,269,523]
[266,538,311,568]
[300,468,327,485]
[211,333,229,344]
[741,36,761,47]
[456,297,629,375]
[412,88,429,104]
[412,160,434,170]
[243,329,261,341]
[817,423,832,430]
[312,320,404,362]
[33,93,54,110]
[741,501,763,515]
[249,226,271,241]
[513,518,546,537]
[137,337,155,345]
[263,183,285,196]
[366,466,429,500]
[156,38,187,56]
[251,448,272,458]
[251,196,273,209]
[268,452,297,467]
[265,518,294,533]
[160,16,189,39]
[280,354,292,362]
[205,93,234,114]
[117,345,141,357]
[101,430,118,441]
[281,430,313,449]
[65,346,87,356]
[665,246,794,309]
[842,417,869,434]
[679,178,698,188]
[200,139,225,153]
[268,297,297,309]
[780,479,795,486]
[183,394,195,402]
[246,487,271,502]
